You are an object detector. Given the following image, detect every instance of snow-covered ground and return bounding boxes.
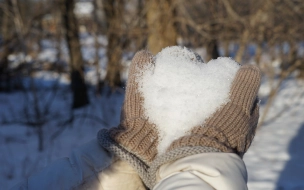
[0,86,124,189]
[1,75,304,190]
[245,79,304,190]
[1,35,304,189]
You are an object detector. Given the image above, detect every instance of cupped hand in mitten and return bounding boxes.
[168,64,261,157]
[106,47,207,164]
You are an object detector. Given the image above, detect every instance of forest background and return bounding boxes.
[1,0,304,189]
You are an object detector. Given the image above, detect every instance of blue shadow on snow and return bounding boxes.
[276,122,304,190]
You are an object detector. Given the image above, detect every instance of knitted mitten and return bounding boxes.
[99,47,204,162]
[98,50,160,188]
[168,64,261,157]
[146,63,261,189]
[107,50,159,164]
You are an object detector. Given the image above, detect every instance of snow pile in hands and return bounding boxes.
[138,46,240,154]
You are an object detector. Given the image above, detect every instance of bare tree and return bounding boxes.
[59,0,89,109]
[146,0,177,54]
[0,0,14,92]
[103,0,124,88]
[92,0,104,95]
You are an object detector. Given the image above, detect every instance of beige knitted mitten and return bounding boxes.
[105,50,159,165]
[168,64,261,157]
[147,62,261,189]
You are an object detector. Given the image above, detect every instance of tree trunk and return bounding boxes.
[60,0,89,109]
[103,0,124,88]
[206,39,220,61]
[235,29,250,63]
[135,0,147,49]
[146,0,177,55]
[0,0,14,92]
[92,0,103,95]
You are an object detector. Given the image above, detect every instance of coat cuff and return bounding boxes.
[154,153,248,190]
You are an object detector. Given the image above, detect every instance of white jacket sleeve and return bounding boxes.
[10,139,146,190]
[153,153,248,190]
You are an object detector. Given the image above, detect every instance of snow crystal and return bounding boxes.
[138,46,240,154]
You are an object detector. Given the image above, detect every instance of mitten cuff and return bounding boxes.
[97,129,151,188]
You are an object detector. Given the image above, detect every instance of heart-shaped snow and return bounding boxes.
[138,46,240,154]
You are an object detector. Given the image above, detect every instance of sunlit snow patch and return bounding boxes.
[138,46,240,154]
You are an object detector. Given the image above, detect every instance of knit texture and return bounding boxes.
[98,129,150,188]
[168,65,261,157]
[107,50,158,165]
[98,128,221,189]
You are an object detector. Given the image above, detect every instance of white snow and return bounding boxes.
[0,88,124,190]
[244,79,304,190]
[74,2,93,16]
[138,46,240,154]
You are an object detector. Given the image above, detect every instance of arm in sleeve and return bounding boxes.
[153,153,248,190]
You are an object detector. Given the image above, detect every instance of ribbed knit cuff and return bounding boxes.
[99,129,223,189]
[97,129,151,188]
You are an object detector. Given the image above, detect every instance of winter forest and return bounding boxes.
[0,0,304,189]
